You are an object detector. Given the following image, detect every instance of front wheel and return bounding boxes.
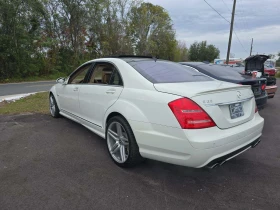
[49,94,60,118]
[106,116,143,168]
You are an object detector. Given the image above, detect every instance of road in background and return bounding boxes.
[0,81,55,96]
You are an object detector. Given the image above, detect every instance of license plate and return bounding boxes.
[229,102,244,119]
[253,87,261,95]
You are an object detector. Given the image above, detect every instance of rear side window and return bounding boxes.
[110,70,123,86]
[128,60,212,83]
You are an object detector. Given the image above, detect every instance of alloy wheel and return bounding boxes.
[49,96,56,116]
[107,122,129,163]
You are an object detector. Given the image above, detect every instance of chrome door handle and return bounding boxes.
[106,89,116,94]
[73,87,79,91]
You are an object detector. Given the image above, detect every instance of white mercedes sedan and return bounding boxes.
[49,56,264,168]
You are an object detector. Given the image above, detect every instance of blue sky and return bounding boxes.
[146,0,280,59]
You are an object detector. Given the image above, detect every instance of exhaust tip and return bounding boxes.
[252,139,261,148]
[207,160,228,169]
[207,163,220,169]
[219,160,227,166]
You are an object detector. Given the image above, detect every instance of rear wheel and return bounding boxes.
[106,116,143,167]
[49,94,60,118]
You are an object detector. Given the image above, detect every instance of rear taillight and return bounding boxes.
[261,84,266,91]
[255,102,258,113]
[168,98,216,129]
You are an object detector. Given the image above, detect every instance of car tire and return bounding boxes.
[106,116,143,168]
[49,93,60,118]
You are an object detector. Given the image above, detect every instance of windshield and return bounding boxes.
[128,60,213,83]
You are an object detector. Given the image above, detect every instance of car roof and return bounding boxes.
[180,62,243,70]
[180,62,258,83]
[84,55,159,65]
[180,62,205,66]
[104,55,156,63]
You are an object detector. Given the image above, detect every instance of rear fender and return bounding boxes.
[103,99,149,129]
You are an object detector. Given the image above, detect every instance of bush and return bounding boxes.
[276,70,280,78]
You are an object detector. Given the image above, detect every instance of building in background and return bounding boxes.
[214,58,243,65]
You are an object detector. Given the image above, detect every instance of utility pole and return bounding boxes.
[226,0,236,64]
[250,38,253,56]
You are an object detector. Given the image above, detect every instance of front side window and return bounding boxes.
[68,64,92,84]
[128,60,212,83]
[89,63,123,86]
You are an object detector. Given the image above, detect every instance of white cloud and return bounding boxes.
[145,0,280,58]
[177,25,280,58]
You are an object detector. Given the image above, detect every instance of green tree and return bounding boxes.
[173,41,188,62]
[276,52,280,67]
[0,0,218,81]
[189,41,220,62]
[127,2,177,59]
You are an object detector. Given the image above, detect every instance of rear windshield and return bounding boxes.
[128,60,212,83]
[188,64,245,79]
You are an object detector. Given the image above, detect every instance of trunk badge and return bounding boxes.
[237,91,242,99]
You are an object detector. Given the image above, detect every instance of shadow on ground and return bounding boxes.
[0,80,280,210]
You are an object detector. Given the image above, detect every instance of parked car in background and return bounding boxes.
[180,62,268,109]
[264,64,277,76]
[232,55,278,98]
[214,58,243,65]
[245,55,276,85]
[49,56,264,169]
[264,58,277,76]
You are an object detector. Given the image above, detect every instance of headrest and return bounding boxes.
[103,67,113,72]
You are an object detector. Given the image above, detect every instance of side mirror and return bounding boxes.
[56,77,66,85]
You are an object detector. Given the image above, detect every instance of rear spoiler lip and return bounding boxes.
[228,78,266,83]
[192,85,252,97]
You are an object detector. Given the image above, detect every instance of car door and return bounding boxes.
[57,63,93,118]
[78,62,124,130]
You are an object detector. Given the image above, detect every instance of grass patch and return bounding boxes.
[276,70,280,78]
[0,92,49,115]
[0,73,67,83]
[276,68,280,78]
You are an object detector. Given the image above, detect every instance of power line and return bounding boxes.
[233,30,248,53]
[204,0,248,54]
[221,0,247,32]
[226,0,236,63]
[222,0,248,34]
[203,0,230,23]
[221,0,231,12]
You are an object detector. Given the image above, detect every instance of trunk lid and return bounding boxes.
[244,54,269,75]
[239,78,266,97]
[154,81,255,129]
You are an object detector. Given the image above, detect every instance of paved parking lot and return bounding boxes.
[0,80,280,210]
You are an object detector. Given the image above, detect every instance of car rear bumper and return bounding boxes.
[129,113,264,168]
[266,85,277,98]
[206,138,261,168]
[255,93,267,109]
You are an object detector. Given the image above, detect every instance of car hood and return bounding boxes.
[244,54,269,74]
